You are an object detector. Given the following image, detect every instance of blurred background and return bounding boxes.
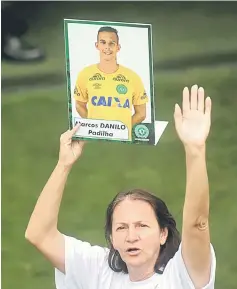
[2,1,237,289]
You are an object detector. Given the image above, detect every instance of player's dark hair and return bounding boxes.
[97,26,119,43]
[105,188,181,274]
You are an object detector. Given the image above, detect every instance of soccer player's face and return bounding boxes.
[96,32,120,61]
[111,199,167,273]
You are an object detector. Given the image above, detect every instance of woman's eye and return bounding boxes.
[117,226,125,230]
[139,224,147,227]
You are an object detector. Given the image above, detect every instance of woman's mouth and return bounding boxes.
[126,248,141,256]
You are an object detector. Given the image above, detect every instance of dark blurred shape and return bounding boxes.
[1,2,45,63]
[157,51,237,71]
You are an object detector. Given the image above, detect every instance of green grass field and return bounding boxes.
[2,2,237,289]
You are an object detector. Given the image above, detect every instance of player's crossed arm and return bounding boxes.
[132,104,146,126]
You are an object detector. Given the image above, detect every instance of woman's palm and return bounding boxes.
[174,85,212,147]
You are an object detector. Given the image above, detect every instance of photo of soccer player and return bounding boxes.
[74,26,148,137]
[65,20,155,143]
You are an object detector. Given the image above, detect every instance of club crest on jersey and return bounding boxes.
[91,96,130,108]
[116,84,128,95]
[89,73,105,81]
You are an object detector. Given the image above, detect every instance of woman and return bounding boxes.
[25,85,216,288]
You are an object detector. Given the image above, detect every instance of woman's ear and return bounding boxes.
[160,228,168,245]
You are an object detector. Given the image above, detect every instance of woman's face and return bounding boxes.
[111,198,167,272]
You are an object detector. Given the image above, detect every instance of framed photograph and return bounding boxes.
[64,19,158,145]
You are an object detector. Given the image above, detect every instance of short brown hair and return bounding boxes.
[97,26,119,43]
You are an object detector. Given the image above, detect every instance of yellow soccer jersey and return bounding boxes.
[74,64,148,140]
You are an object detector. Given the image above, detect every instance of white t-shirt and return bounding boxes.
[55,235,216,289]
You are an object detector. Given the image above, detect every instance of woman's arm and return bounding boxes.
[25,124,85,273]
[182,146,211,288]
[174,85,212,288]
